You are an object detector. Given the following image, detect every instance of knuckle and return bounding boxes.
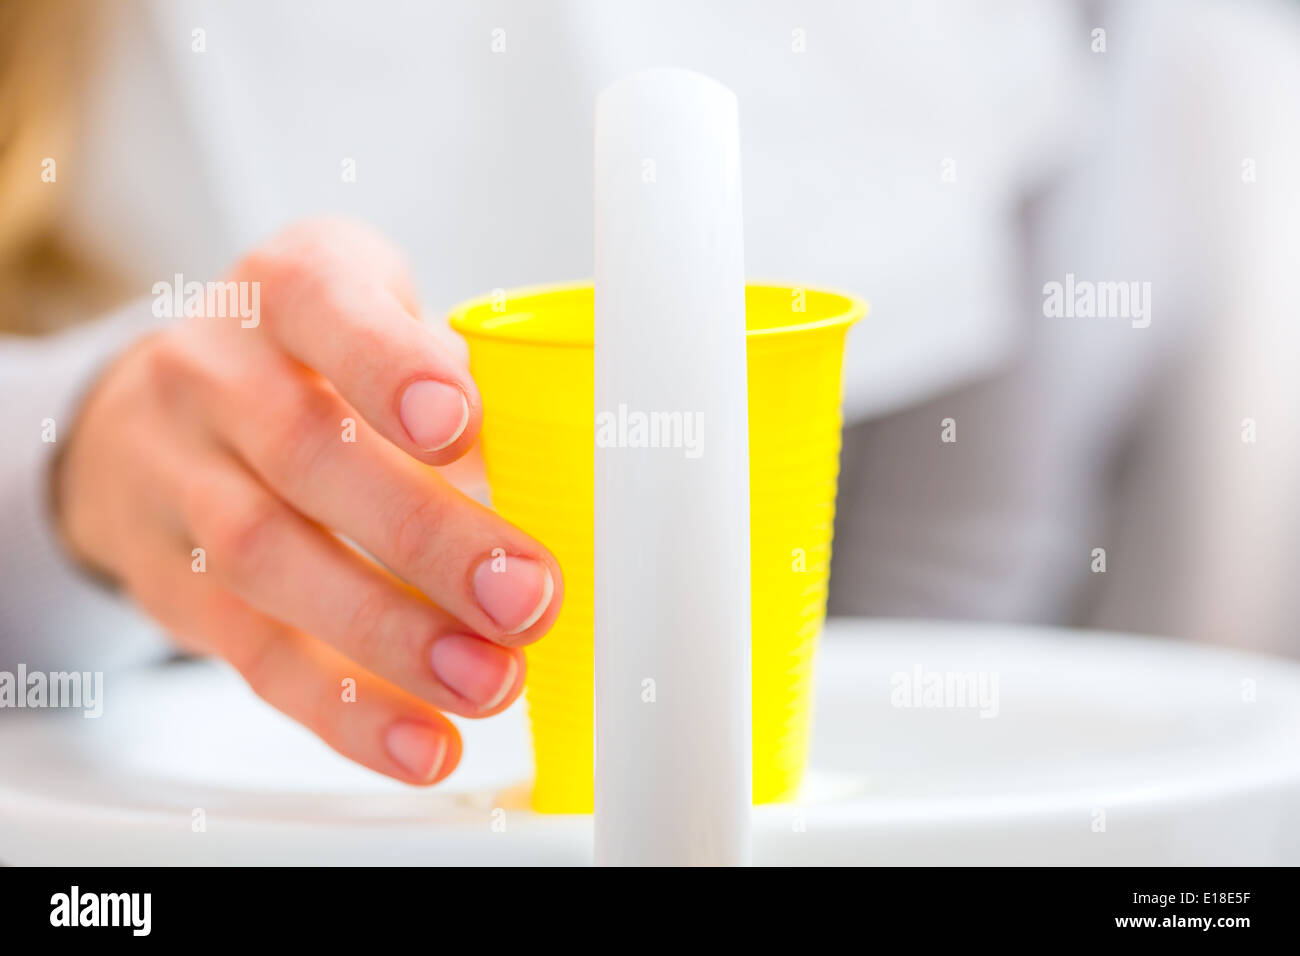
[279,216,357,249]
[332,318,391,388]
[137,334,199,401]
[285,217,388,263]
[200,488,284,587]
[136,333,183,381]
[344,586,396,660]
[256,383,340,489]
[389,493,450,576]
[231,630,280,702]
[283,666,341,741]
[343,317,388,363]
[239,240,334,320]
[179,473,219,539]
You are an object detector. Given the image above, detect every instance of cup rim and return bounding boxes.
[447,279,867,349]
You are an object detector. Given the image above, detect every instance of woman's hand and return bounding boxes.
[55,219,563,785]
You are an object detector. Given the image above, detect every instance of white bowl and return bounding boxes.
[2,619,1297,865]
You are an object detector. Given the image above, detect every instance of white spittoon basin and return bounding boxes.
[2,618,1298,866]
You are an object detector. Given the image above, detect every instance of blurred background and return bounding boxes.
[3,0,1299,658]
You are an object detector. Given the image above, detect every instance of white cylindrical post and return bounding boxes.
[593,68,752,866]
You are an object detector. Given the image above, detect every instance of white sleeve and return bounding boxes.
[0,299,173,673]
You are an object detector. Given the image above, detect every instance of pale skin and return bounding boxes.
[54,219,565,785]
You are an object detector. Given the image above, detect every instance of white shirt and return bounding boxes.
[5,0,1300,663]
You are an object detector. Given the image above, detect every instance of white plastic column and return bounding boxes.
[593,68,752,867]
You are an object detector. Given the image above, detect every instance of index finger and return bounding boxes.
[237,219,482,465]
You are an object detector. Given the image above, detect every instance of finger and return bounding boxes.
[198,353,564,646]
[124,544,463,785]
[236,220,482,465]
[179,451,525,716]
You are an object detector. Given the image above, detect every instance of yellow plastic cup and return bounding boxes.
[449,282,865,813]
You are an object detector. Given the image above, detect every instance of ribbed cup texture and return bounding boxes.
[466,309,851,813]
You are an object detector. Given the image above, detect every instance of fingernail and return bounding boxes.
[385,720,448,781]
[430,634,519,710]
[472,555,554,635]
[400,380,469,451]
